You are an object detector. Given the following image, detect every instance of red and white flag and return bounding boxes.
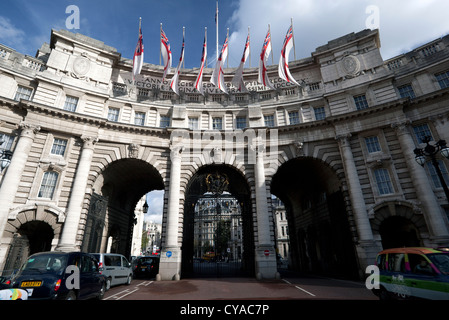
[195,29,207,95]
[258,27,275,90]
[211,32,229,94]
[232,30,250,92]
[279,23,299,85]
[132,19,144,80]
[160,26,172,82]
[170,29,185,95]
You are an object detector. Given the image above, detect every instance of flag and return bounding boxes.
[161,26,172,82]
[279,23,299,85]
[211,32,229,94]
[170,29,185,95]
[132,19,144,80]
[232,30,250,92]
[258,27,275,90]
[195,29,207,95]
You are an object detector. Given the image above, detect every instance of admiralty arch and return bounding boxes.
[0,28,448,281]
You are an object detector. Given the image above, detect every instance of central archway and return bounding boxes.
[182,164,255,278]
[271,157,359,279]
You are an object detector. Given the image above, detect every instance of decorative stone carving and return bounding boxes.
[341,53,361,78]
[293,140,304,157]
[128,143,139,158]
[71,54,91,79]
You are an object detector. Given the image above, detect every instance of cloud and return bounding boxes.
[0,16,26,51]
[144,190,164,224]
[225,0,449,67]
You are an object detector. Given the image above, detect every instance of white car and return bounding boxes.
[91,253,133,290]
[0,288,28,300]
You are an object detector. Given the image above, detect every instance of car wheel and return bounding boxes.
[106,277,112,290]
[97,282,106,300]
[126,275,132,285]
[65,290,77,300]
[378,287,391,300]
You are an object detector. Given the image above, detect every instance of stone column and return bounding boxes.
[336,134,380,272]
[56,135,97,251]
[337,134,374,242]
[393,122,449,244]
[252,141,278,279]
[0,122,40,268]
[158,144,184,281]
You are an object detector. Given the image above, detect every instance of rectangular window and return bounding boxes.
[264,114,275,127]
[107,108,120,122]
[188,117,199,130]
[14,86,33,101]
[212,117,222,130]
[435,71,449,89]
[354,94,369,110]
[397,84,416,99]
[413,124,433,144]
[160,115,170,128]
[313,107,326,121]
[50,138,68,156]
[288,111,300,125]
[38,171,58,199]
[236,116,246,129]
[63,96,78,112]
[365,136,381,153]
[426,160,449,189]
[374,168,394,195]
[134,112,146,126]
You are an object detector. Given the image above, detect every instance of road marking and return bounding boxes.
[282,278,316,297]
[294,285,316,297]
[105,281,154,300]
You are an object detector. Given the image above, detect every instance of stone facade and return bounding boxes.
[0,28,448,280]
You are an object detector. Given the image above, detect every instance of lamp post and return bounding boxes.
[0,136,12,172]
[142,199,149,214]
[414,136,449,202]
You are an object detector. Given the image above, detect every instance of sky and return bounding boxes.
[2,0,449,222]
[2,0,449,70]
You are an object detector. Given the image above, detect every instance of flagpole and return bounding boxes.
[159,23,162,66]
[216,1,219,62]
[226,28,229,69]
[248,26,251,68]
[269,24,273,65]
[183,26,185,69]
[205,27,208,69]
[291,17,296,61]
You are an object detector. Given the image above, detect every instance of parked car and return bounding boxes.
[91,253,133,290]
[0,276,28,300]
[373,247,449,300]
[11,251,106,300]
[133,256,160,278]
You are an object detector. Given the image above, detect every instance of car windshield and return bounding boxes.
[19,254,68,275]
[138,257,156,265]
[428,253,449,275]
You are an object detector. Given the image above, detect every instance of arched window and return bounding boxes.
[38,171,59,199]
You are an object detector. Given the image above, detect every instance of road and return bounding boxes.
[104,274,377,301]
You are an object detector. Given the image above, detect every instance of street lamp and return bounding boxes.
[142,200,149,213]
[0,136,12,172]
[414,136,449,202]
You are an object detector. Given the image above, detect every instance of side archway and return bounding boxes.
[271,157,359,279]
[88,158,164,257]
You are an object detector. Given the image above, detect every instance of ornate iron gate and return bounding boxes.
[182,170,255,278]
[192,194,244,277]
